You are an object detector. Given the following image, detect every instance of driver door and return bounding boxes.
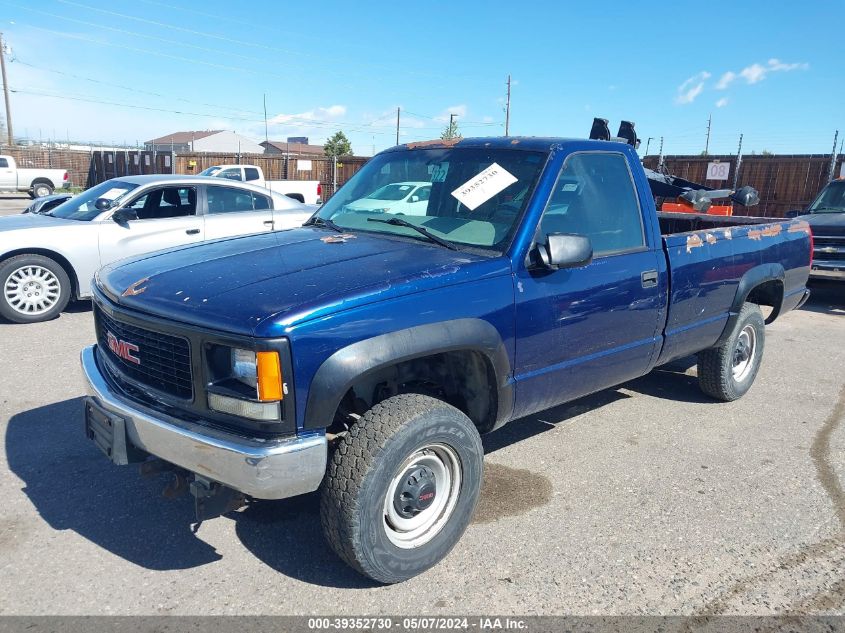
[97,185,204,268]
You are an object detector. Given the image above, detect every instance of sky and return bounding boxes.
[0,0,842,157]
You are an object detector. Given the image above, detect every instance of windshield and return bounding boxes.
[315,147,547,253]
[198,166,222,176]
[48,180,139,221]
[809,181,845,213]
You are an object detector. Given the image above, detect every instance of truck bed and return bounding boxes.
[655,212,812,365]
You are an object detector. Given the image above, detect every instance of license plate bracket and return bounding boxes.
[84,398,147,465]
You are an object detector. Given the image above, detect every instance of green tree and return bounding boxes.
[324,131,353,157]
[441,118,460,140]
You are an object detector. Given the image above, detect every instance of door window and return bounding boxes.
[125,187,197,220]
[217,168,243,181]
[244,167,261,181]
[206,185,269,213]
[538,153,645,256]
[0,158,8,168]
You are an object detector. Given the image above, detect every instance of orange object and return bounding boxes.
[256,351,283,401]
[661,201,734,216]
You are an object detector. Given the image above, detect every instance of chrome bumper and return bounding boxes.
[810,266,845,280]
[80,345,327,500]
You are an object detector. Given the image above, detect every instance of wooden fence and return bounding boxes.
[643,154,844,217]
[3,144,841,215]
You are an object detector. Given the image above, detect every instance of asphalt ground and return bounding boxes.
[0,192,843,615]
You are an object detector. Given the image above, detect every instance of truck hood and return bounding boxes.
[98,227,509,337]
[803,212,845,236]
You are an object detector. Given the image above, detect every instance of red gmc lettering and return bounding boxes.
[107,331,140,365]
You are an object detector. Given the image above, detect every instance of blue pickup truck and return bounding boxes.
[81,137,811,583]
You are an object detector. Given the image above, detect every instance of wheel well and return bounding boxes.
[746,279,784,322]
[30,177,55,189]
[330,350,499,434]
[0,249,79,298]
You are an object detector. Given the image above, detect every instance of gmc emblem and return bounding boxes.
[107,331,140,365]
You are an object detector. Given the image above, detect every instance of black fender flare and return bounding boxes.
[303,318,513,430]
[715,263,785,345]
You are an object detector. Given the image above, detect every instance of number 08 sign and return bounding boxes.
[706,161,731,181]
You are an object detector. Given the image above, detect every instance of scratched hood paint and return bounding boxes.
[98,227,509,336]
[803,212,845,235]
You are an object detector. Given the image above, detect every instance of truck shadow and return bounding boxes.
[803,280,845,316]
[5,397,223,571]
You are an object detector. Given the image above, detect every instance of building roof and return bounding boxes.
[145,130,223,144]
[261,140,325,155]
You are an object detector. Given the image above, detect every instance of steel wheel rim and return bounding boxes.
[732,325,756,382]
[3,265,61,316]
[383,443,462,549]
[34,185,50,197]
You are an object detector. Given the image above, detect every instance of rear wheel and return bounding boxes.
[0,254,71,323]
[32,182,54,198]
[698,303,765,401]
[320,394,484,583]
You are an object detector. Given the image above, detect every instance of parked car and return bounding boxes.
[198,164,322,205]
[81,137,810,584]
[22,192,73,214]
[0,154,69,198]
[344,181,431,215]
[0,175,312,323]
[786,178,845,281]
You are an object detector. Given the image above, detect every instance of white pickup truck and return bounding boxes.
[0,154,70,198]
[198,164,322,205]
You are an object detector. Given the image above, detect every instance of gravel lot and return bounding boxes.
[0,192,843,615]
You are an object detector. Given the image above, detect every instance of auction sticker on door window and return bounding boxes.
[451,163,517,211]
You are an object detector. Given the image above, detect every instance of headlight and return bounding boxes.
[207,346,284,421]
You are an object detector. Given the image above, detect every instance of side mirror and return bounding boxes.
[95,197,113,211]
[111,207,138,224]
[409,195,420,203]
[536,233,593,270]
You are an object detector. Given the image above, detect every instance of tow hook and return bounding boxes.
[190,476,246,522]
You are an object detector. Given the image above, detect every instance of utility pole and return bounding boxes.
[704,113,712,156]
[263,94,268,143]
[504,74,511,136]
[658,136,664,170]
[733,133,743,190]
[644,137,653,156]
[828,130,839,182]
[395,107,400,146]
[0,33,13,146]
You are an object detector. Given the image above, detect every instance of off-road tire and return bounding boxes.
[698,302,765,401]
[320,393,484,584]
[0,254,71,323]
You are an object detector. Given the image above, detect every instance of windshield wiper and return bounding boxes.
[812,207,845,213]
[305,216,344,232]
[367,217,458,250]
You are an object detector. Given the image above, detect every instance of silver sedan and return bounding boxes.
[0,175,315,323]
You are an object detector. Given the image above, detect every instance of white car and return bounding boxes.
[345,182,431,216]
[0,175,313,323]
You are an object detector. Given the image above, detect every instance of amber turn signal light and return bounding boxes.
[256,351,283,401]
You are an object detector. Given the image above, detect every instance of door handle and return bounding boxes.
[641,270,658,288]
[263,220,275,227]
[186,228,200,235]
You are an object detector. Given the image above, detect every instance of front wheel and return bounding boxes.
[0,254,71,323]
[697,302,765,401]
[320,394,484,584]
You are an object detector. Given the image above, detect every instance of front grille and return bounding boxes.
[813,236,845,261]
[94,305,193,400]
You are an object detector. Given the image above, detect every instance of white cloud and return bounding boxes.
[675,71,711,104]
[482,115,494,123]
[715,97,729,108]
[435,104,467,122]
[269,104,346,126]
[716,59,808,89]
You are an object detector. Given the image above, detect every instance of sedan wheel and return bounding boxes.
[0,255,71,323]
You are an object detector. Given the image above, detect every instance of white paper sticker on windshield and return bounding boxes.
[100,187,129,200]
[451,163,517,211]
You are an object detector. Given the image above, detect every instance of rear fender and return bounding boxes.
[715,263,785,345]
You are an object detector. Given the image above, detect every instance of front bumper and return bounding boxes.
[81,345,327,500]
